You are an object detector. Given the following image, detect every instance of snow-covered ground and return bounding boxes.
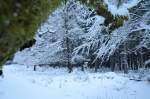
[0,64,150,99]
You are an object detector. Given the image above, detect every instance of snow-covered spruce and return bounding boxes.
[13,0,106,68]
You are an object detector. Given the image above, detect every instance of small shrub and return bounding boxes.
[147,75,150,82]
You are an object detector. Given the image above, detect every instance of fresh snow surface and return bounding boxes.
[0,64,150,99]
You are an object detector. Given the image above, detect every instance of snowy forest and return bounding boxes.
[0,0,150,99]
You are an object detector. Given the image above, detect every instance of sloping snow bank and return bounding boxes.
[0,64,150,99]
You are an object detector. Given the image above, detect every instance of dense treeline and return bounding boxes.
[62,0,149,73]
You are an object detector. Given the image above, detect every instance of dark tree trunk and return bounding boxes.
[0,70,3,76]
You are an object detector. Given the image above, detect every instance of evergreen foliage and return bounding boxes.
[0,0,61,69]
[79,0,128,33]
